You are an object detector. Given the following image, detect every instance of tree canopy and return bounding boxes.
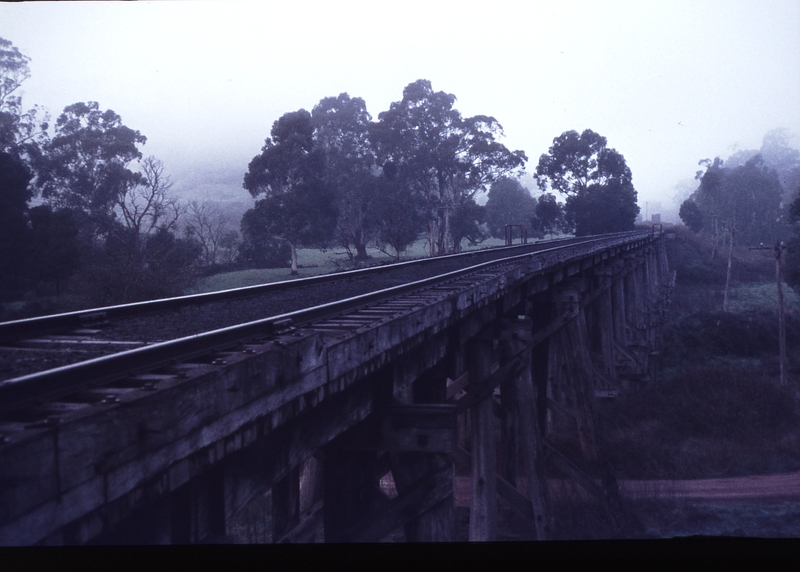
[484,177,537,238]
[312,93,378,260]
[682,154,783,245]
[243,109,338,274]
[535,129,639,236]
[371,80,526,254]
[533,193,566,238]
[37,101,147,237]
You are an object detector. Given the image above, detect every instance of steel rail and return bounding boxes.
[0,236,587,344]
[0,229,661,344]
[0,231,654,418]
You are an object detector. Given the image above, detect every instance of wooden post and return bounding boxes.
[556,290,599,465]
[271,466,300,543]
[505,318,550,540]
[300,455,324,513]
[598,286,617,382]
[322,449,376,543]
[499,374,519,487]
[499,331,519,487]
[467,335,496,541]
[171,466,226,544]
[390,367,455,542]
[611,270,627,347]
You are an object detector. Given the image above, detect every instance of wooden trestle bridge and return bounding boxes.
[0,230,673,544]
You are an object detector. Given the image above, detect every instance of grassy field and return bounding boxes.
[594,227,800,485]
[187,237,511,294]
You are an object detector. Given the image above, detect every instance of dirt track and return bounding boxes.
[452,471,800,506]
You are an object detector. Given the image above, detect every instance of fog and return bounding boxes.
[2,0,799,221]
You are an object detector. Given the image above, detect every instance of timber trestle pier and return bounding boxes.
[0,230,674,544]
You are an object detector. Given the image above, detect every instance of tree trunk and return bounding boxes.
[289,241,298,275]
[355,241,369,260]
[723,228,734,312]
[776,243,787,386]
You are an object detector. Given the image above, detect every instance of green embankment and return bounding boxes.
[599,226,800,482]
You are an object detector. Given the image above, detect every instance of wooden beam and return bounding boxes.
[445,371,470,400]
[325,405,457,454]
[335,464,453,543]
[453,356,525,413]
[456,446,534,522]
[379,405,457,454]
[276,498,323,544]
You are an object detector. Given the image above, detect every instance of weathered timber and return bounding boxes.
[272,466,300,543]
[503,318,550,539]
[467,335,496,541]
[542,440,621,534]
[277,498,323,544]
[453,356,525,413]
[456,446,535,521]
[327,405,457,454]
[299,455,323,512]
[0,232,668,544]
[322,448,377,543]
[552,293,599,464]
[499,360,519,487]
[390,368,455,542]
[335,464,453,543]
[596,287,617,382]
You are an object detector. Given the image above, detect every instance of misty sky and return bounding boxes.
[2,1,799,221]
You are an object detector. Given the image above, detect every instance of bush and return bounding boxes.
[599,365,800,479]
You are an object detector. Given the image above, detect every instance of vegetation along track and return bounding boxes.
[0,231,652,422]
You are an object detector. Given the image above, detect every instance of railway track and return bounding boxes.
[0,231,654,430]
[0,236,594,380]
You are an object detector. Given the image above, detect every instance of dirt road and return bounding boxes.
[452,471,800,505]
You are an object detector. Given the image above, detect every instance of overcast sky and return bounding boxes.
[2,1,799,220]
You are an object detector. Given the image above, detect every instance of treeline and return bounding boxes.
[0,38,241,314]
[240,87,641,273]
[677,128,800,291]
[1,35,643,316]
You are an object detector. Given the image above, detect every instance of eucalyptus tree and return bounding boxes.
[37,101,147,240]
[0,37,48,186]
[243,109,337,274]
[686,154,783,247]
[372,80,526,255]
[312,93,378,260]
[484,177,537,238]
[535,129,639,236]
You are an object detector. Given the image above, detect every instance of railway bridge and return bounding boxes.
[0,230,673,544]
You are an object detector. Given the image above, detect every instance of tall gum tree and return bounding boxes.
[312,93,377,260]
[243,109,337,274]
[535,129,639,236]
[686,154,783,247]
[37,101,147,239]
[372,80,526,255]
[0,37,49,184]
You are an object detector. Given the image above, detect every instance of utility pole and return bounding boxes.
[750,241,787,387]
[723,227,735,313]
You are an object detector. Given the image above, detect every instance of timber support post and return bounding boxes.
[466,333,497,541]
[501,317,550,539]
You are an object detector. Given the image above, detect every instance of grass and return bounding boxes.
[626,498,800,538]
[187,237,510,294]
[726,281,800,314]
